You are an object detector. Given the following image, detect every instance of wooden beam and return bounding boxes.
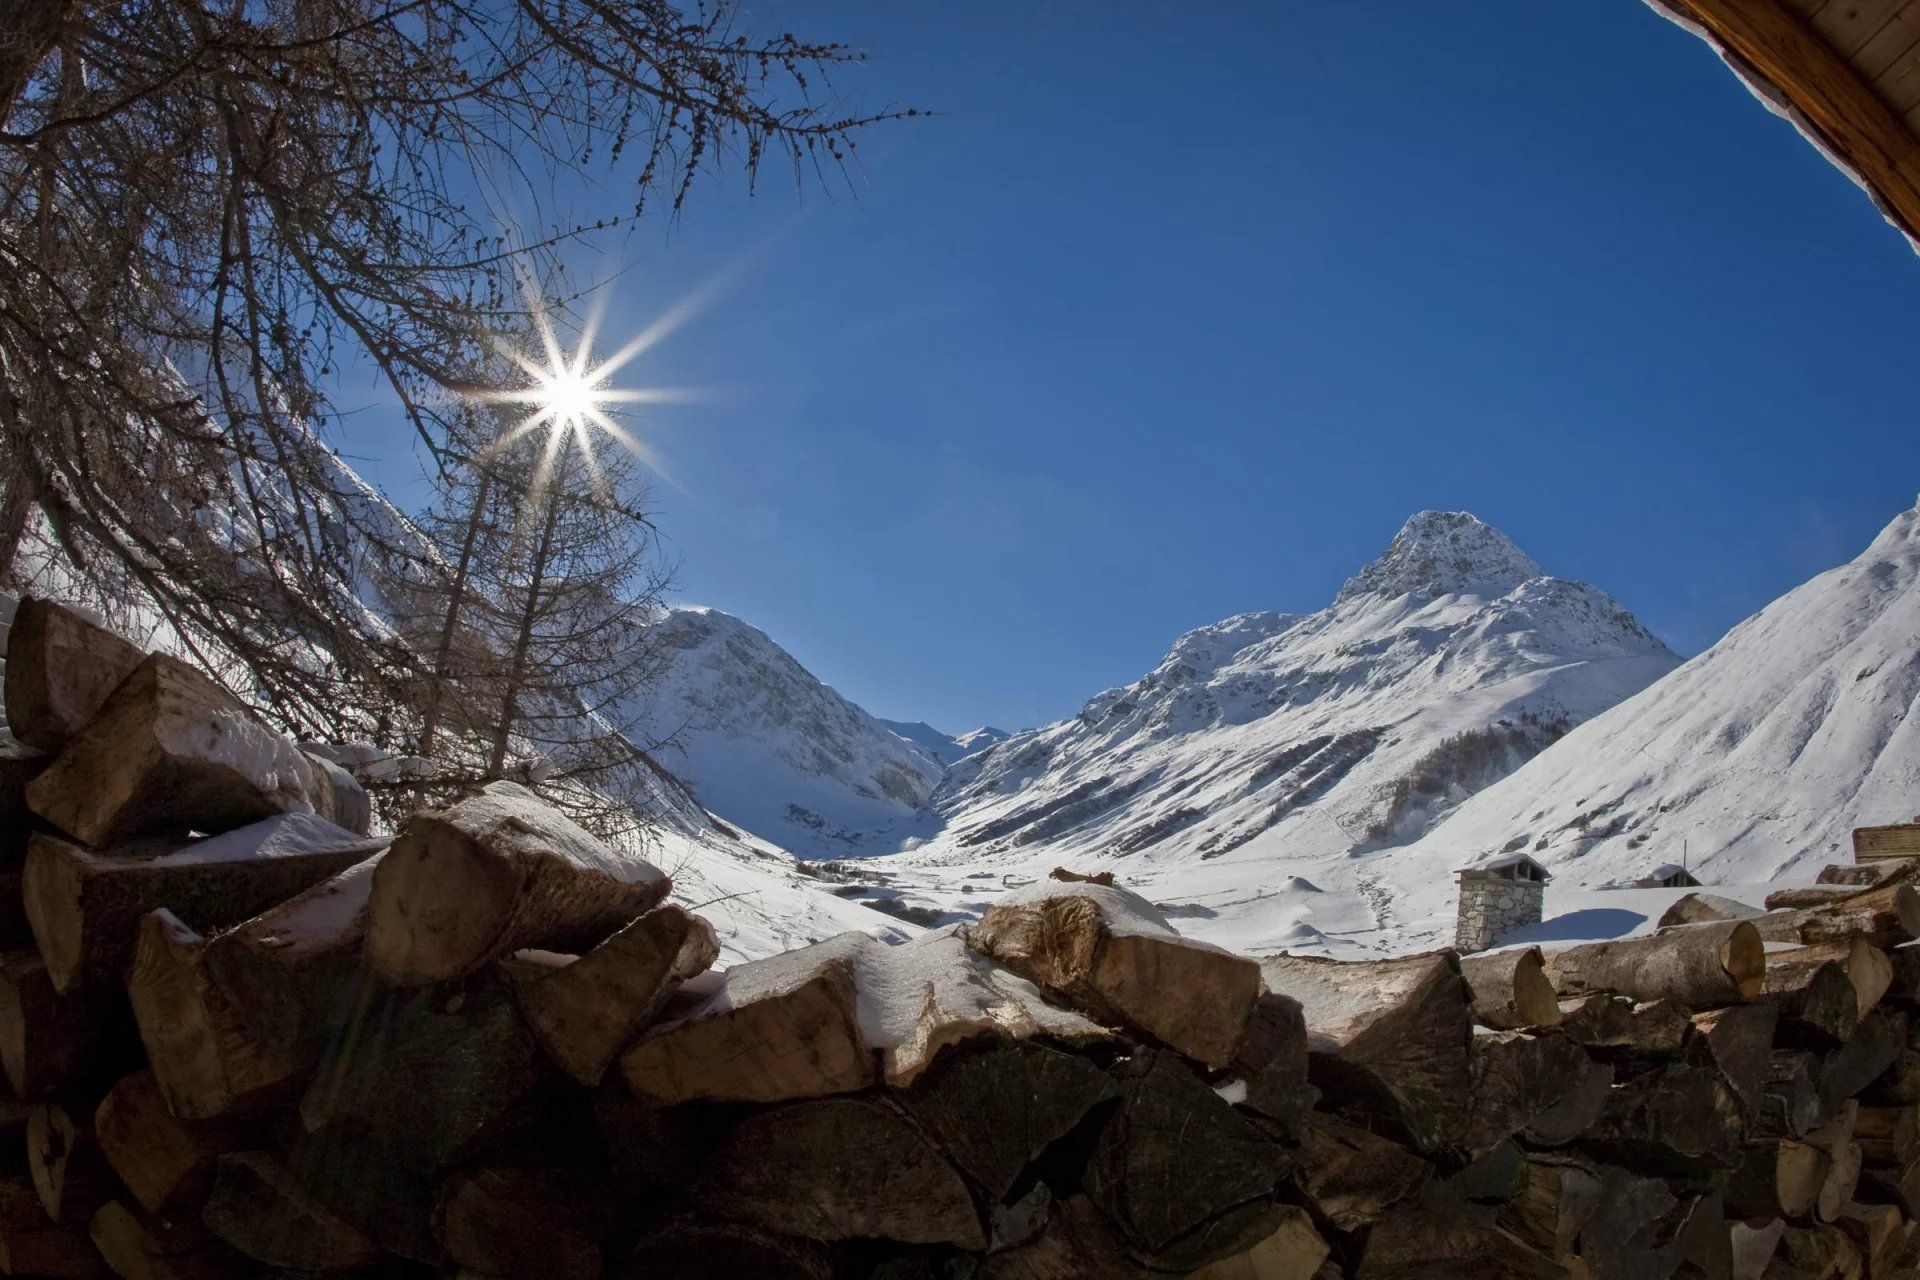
[1671,0,1920,242]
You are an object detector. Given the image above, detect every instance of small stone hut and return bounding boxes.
[1635,863,1700,889]
[1454,852,1550,953]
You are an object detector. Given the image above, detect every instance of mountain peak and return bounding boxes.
[1337,510,1544,603]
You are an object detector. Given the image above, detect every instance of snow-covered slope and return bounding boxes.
[878,719,1012,767]
[630,607,946,856]
[1384,495,1920,929]
[871,511,1682,954]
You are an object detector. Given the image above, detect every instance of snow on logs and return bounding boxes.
[14,614,1920,1276]
[363,780,670,984]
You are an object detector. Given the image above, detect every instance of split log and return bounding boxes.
[969,882,1260,1068]
[435,1158,612,1280]
[1854,1106,1920,1166]
[1460,946,1561,1030]
[1186,1205,1329,1280]
[126,910,291,1120]
[25,653,363,845]
[688,1095,986,1249]
[1759,1052,1831,1141]
[1359,1199,1564,1280]
[1765,1224,1862,1280]
[1294,1115,1431,1232]
[0,1178,104,1279]
[1543,920,1764,1005]
[27,1102,113,1224]
[1446,1140,1526,1204]
[1835,1201,1905,1278]
[197,856,377,1067]
[1140,1197,1322,1275]
[1819,1141,1864,1223]
[1083,1049,1291,1256]
[200,1151,379,1272]
[282,1121,439,1265]
[1577,1163,1686,1280]
[301,970,540,1174]
[1856,1158,1920,1216]
[87,1201,245,1280]
[1724,1140,1828,1219]
[510,904,717,1085]
[1769,887,1875,910]
[22,815,380,992]
[1762,948,1862,1045]
[1658,893,1762,929]
[1558,993,1688,1055]
[2,597,145,753]
[92,1072,235,1215]
[1729,1219,1786,1280]
[364,781,668,985]
[1589,1062,1746,1166]
[1258,950,1471,1152]
[0,949,129,1097]
[1460,1031,1610,1154]
[1688,1004,1779,1108]
[0,872,29,949]
[1231,989,1315,1130]
[896,1039,1119,1199]
[1676,1193,1734,1280]
[611,1219,833,1280]
[1820,1012,1905,1112]
[619,927,1106,1105]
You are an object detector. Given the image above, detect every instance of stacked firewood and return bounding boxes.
[4,597,1920,1280]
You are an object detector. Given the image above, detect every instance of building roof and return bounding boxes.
[1645,0,1920,253]
[1457,851,1554,881]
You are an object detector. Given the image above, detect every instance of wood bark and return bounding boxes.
[364,780,670,985]
[200,1151,379,1272]
[1763,1223,1862,1280]
[1724,1140,1828,1219]
[1588,1062,1747,1166]
[1854,1105,1920,1166]
[1232,989,1315,1130]
[22,817,380,992]
[689,1095,987,1249]
[1258,950,1471,1152]
[1461,1030,1610,1154]
[1460,946,1562,1030]
[1558,993,1688,1054]
[1359,1200,1565,1280]
[25,653,362,845]
[1688,1003,1779,1109]
[435,1158,611,1280]
[1185,1205,1328,1280]
[1835,1200,1905,1278]
[0,1180,104,1278]
[510,903,717,1085]
[1080,1049,1291,1256]
[969,882,1261,1069]
[301,970,541,1174]
[1544,920,1765,1005]
[0,948,129,1096]
[1820,1012,1905,1113]
[896,1039,1119,1199]
[91,1072,236,1215]
[1,598,145,753]
[86,1199,247,1280]
[125,910,292,1120]
[1658,893,1762,929]
[1759,1052,1829,1140]
[1749,875,1920,950]
[197,855,378,1067]
[1294,1115,1431,1233]
[27,1102,113,1224]
[611,1219,833,1280]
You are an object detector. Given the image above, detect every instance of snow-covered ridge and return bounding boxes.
[1384,493,1920,931]
[1335,509,1546,603]
[625,606,946,856]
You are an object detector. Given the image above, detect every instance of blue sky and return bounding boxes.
[338,1,1920,735]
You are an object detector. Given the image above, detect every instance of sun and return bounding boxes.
[467,288,697,504]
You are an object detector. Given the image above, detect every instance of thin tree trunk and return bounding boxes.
[488,445,568,777]
[417,465,494,765]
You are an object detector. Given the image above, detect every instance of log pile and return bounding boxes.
[6,598,1920,1278]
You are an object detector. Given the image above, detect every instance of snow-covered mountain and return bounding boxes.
[878,719,1012,767]
[897,511,1678,867]
[630,607,946,856]
[1388,495,1920,911]
[861,511,1682,954]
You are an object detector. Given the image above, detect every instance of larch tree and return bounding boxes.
[0,0,907,741]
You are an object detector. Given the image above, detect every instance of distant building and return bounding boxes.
[1636,863,1700,889]
[1455,853,1550,953]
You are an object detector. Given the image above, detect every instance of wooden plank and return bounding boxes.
[1675,0,1920,240]
[1807,0,1911,56]
[1856,825,1920,861]
[1871,30,1920,110]
[1853,2,1920,78]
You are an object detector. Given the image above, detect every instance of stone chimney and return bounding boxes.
[1454,853,1549,952]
